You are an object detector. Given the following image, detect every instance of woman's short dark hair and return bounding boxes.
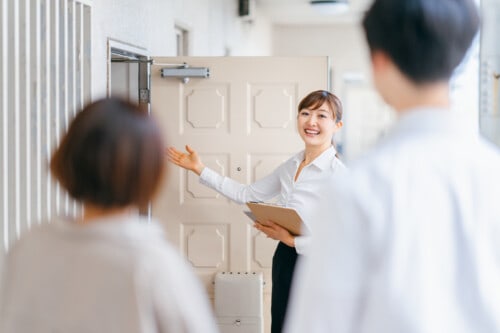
[362,0,480,84]
[297,90,343,123]
[50,98,166,208]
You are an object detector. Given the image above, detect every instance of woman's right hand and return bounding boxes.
[166,145,205,175]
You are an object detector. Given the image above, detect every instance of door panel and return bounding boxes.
[151,56,329,332]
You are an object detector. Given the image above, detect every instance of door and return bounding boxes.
[150,56,329,331]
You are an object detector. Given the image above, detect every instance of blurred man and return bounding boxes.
[285,0,500,332]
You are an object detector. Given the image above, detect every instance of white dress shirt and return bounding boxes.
[0,215,218,333]
[199,145,345,254]
[285,108,500,333]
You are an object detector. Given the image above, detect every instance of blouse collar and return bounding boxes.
[293,145,337,171]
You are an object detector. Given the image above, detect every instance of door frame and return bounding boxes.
[107,39,151,215]
[107,38,150,106]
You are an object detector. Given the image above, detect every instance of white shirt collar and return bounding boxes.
[292,146,337,171]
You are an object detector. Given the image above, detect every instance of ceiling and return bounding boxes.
[255,0,373,25]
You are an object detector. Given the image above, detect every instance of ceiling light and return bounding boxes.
[310,0,349,15]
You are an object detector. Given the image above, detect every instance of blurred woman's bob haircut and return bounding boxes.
[50,98,166,208]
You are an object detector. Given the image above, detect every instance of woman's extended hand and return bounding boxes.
[166,145,205,175]
[254,221,295,248]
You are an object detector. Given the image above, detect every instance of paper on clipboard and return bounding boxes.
[245,202,303,235]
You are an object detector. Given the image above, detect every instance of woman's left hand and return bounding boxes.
[254,220,295,248]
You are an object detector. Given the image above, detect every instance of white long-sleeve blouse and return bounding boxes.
[199,145,345,255]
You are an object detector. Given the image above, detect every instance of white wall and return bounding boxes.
[91,0,273,99]
[273,22,371,91]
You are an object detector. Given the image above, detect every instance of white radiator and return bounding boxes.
[214,271,264,333]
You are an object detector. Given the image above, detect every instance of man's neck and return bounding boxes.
[392,81,450,113]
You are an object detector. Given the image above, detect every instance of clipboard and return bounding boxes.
[245,202,303,235]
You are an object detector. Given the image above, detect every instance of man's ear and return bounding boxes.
[371,50,390,73]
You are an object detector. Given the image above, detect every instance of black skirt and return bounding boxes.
[271,241,298,333]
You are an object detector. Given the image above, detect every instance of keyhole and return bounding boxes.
[236,167,241,171]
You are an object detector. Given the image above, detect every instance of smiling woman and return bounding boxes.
[166,89,346,333]
[297,90,344,159]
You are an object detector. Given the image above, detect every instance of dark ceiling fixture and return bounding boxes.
[310,0,349,15]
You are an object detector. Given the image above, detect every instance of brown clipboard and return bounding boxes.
[245,202,303,236]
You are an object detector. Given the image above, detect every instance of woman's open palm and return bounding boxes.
[166,145,205,175]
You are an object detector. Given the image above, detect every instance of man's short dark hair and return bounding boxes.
[362,0,480,84]
[50,98,166,208]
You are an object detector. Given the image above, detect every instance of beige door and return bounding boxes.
[151,56,329,331]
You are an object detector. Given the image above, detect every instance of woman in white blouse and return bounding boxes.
[167,90,345,333]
